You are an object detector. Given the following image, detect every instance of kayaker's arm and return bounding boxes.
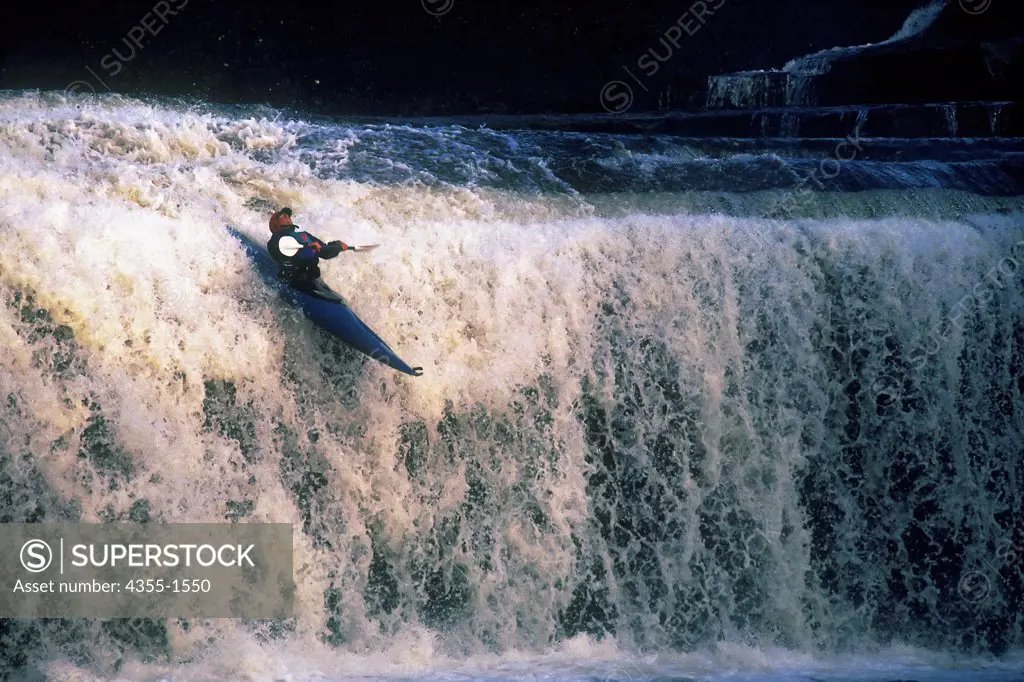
[291,232,349,260]
[318,240,348,259]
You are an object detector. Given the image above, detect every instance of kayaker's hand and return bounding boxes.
[330,240,349,251]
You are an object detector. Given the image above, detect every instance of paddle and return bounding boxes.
[347,244,379,252]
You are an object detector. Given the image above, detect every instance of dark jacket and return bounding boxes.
[267,227,344,286]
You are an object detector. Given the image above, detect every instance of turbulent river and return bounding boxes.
[0,91,1022,681]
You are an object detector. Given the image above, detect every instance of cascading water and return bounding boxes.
[781,0,949,75]
[990,104,1004,137]
[707,0,950,110]
[0,91,1022,681]
[941,104,959,136]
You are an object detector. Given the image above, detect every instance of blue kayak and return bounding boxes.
[226,226,423,377]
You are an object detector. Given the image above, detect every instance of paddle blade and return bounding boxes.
[351,244,380,252]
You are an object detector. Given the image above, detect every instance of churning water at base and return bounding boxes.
[0,91,1022,681]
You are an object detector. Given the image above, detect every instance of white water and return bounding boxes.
[783,0,949,74]
[707,0,950,109]
[1,92,1023,681]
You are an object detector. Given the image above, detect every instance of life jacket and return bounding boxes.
[267,228,322,282]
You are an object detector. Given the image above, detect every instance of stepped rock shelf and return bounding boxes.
[694,0,1021,140]
[406,102,1021,139]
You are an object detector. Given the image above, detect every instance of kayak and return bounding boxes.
[226,226,423,377]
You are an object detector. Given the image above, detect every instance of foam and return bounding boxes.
[1,91,1022,678]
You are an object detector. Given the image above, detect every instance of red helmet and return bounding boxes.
[269,207,294,232]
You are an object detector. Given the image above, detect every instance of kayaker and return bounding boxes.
[267,207,352,291]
